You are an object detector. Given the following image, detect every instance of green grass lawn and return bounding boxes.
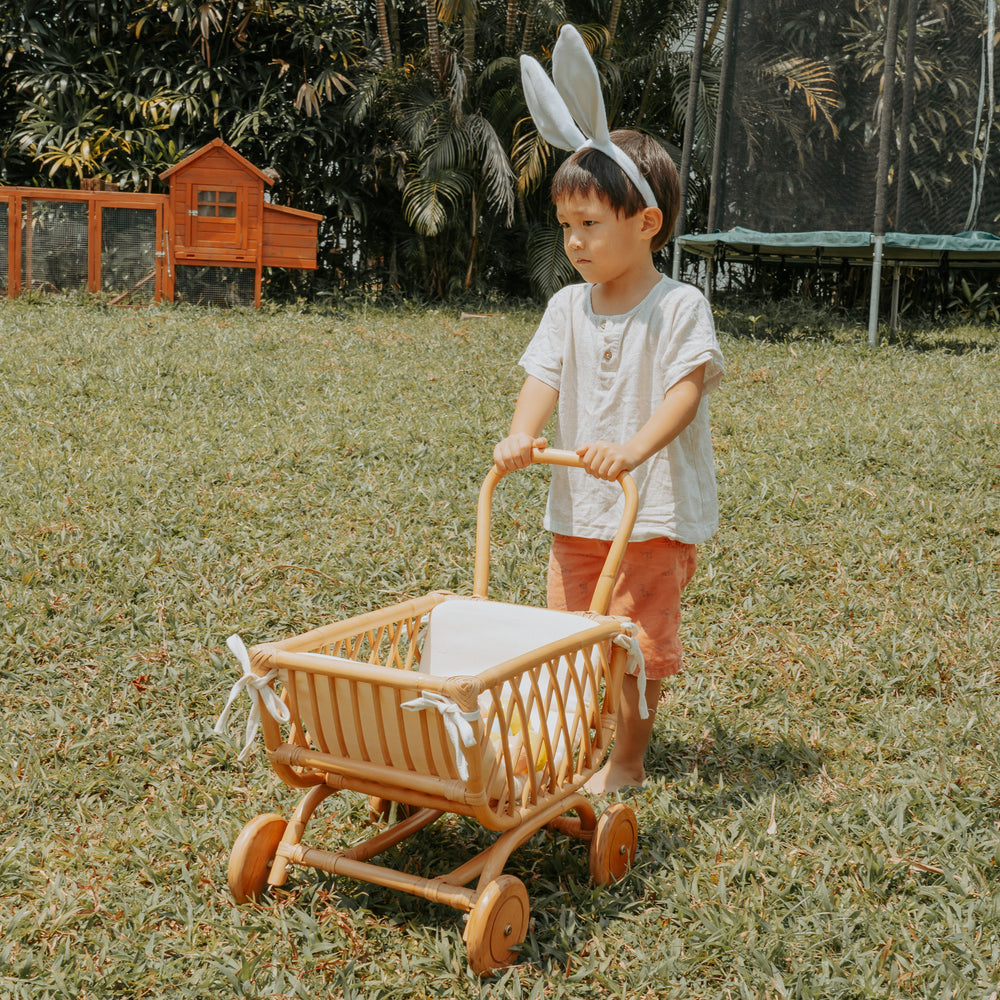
[2,295,999,998]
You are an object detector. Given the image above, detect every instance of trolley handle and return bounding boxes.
[473,448,638,616]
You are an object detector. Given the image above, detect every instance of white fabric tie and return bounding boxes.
[520,24,658,209]
[614,624,649,719]
[401,693,480,781]
[213,634,290,762]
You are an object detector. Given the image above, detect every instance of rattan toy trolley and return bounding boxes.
[219,450,642,974]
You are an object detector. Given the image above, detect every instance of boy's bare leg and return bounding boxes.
[585,676,662,794]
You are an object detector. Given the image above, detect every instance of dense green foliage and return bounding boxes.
[2,1,999,314]
[0,1,886,302]
[2,298,999,996]
[0,0,717,299]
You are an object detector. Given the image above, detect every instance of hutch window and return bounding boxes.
[196,189,238,218]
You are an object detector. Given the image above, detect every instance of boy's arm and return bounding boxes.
[493,375,559,472]
[577,363,707,481]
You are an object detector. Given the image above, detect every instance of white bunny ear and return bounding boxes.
[519,23,660,209]
[520,53,586,152]
[551,24,610,150]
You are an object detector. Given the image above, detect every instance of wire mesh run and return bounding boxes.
[174,264,255,307]
[21,199,89,294]
[101,207,158,302]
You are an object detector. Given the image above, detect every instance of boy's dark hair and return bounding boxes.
[550,130,680,252]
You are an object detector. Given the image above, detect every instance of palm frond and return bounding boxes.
[437,0,477,24]
[412,112,515,225]
[345,73,381,126]
[448,57,467,121]
[465,113,516,224]
[402,169,472,236]
[526,219,574,299]
[762,56,840,137]
[397,88,448,150]
[422,121,473,175]
[569,23,609,57]
[512,116,551,197]
[478,56,520,91]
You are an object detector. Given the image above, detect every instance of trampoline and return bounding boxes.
[667,0,1000,346]
[677,228,1000,339]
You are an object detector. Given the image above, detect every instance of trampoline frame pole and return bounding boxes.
[868,235,885,349]
[870,0,900,348]
[889,0,919,337]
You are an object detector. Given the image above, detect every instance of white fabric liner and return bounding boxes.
[419,599,644,786]
[421,599,597,785]
[419,599,598,678]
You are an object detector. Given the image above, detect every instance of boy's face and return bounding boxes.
[556,192,656,286]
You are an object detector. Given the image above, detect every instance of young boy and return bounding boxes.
[493,129,724,794]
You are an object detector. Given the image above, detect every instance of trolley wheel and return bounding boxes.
[228,813,287,903]
[368,796,414,823]
[465,875,530,975]
[589,802,638,886]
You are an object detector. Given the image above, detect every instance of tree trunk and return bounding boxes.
[707,0,740,235]
[521,2,536,52]
[465,189,478,289]
[672,0,711,271]
[894,0,918,230]
[463,4,476,73]
[504,0,519,55]
[376,0,394,66]
[705,0,726,54]
[387,0,402,63]
[607,0,623,53]
[426,0,444,81]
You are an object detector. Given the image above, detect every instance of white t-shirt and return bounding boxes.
[519,275,724,544]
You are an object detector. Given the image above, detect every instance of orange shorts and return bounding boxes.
[547,533,697,680]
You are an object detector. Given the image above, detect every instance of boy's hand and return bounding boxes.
[576,441,639,481]
[575,365,708,482]
[494,433,548,473]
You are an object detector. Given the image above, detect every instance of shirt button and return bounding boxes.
[600,321,608,329]
[603,349,613,361]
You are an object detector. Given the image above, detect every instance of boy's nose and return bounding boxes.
[567,230,583,249]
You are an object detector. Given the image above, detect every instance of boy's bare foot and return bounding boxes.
[585,677,661,794]
[584,759,645,795]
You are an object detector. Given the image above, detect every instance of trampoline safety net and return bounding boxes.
[714,0,999,237]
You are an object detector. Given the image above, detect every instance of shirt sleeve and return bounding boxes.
[657,286,725,397]
[518,286,573,392]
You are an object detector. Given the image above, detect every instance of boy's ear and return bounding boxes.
[639,206,663,240]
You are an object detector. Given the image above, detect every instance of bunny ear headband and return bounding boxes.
[520,24,658,209]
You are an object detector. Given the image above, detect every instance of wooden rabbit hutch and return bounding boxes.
[0,139,321,307]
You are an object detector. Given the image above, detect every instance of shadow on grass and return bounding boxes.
[637,726,825,854]
[711,293,1000,351]
[649,727,822,786]
[881,329,1000,353]
[270,799,666,978]
[251,732,825,978]
[719,321,1000,352]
